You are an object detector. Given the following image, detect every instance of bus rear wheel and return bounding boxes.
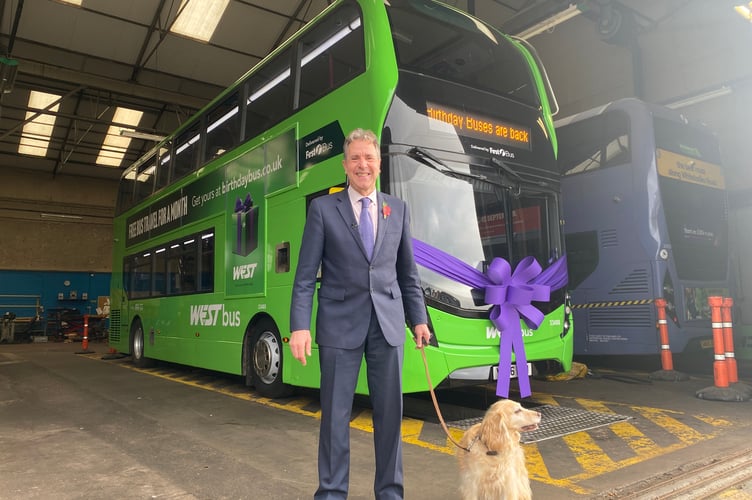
[249,319,292,398]
[130,319,154,368]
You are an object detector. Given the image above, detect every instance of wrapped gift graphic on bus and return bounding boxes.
[233,193,259,256]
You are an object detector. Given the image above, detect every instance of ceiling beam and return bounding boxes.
[16,58,208,110]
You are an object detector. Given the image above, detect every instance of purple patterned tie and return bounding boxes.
[359,197,374,259]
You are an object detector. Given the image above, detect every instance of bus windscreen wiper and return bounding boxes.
[407,147,489,184]
[490,156,523,182]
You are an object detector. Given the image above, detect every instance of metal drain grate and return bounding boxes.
[447,404,631,443]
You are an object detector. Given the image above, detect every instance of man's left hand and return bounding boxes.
[413,324,431,349]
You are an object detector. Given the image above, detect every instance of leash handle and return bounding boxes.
[419,346,470,452]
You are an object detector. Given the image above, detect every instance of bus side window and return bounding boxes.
[558,115,606,175]
[602,111,631,167]
[123,257,132,297]
[152,247,167,297]
[117,167,137,214]
[130,253,153,299]
[168,237,197,294]
[134,156,158,204]
[154,143,172,192]
[199,232,215,292]
[204,92,241,162]
[173,122,203,181]
[244,47,294,141]
[297,3,365,109]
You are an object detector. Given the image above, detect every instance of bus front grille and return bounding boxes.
[589,304,653,328]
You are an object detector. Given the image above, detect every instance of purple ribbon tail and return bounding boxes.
[499,326,531,398]
[493,307,533,399]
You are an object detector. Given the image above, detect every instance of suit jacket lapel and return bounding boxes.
[373,193,388,258]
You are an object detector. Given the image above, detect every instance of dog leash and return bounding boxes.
[418,346,471,452]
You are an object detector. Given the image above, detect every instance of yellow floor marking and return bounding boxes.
[632,406,707,445]
[563,432,617,473]
[283,397,321,413]
[608,421,658,456]
[532,393,559,406]
[576,399,658,456]
[525,442,593,495]
[718,489,752,499]
[525,395,741,493]
[350,410,375,432]
[695,413,733,427]
[400,416,426,441]
[94,357,743,497]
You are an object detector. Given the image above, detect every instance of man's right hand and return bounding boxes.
[289,329,312,365]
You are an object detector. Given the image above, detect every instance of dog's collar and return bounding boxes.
[466,436,499,456]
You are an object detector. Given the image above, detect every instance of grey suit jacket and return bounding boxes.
[290,190,427,349]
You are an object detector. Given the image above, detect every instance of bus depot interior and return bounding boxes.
[1,1,752,498]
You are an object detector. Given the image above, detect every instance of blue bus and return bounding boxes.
[556,98,730,356]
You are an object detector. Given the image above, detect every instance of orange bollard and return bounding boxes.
[708,296,729,389]
[75,314,93,354]
[82,314,89,351]
[655,298,674,371]
[721,297,738,384]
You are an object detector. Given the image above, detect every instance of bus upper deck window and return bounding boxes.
[244,48,293,141]
[298,4,364,109]
[154,143,172,192]
[173,122,202,181]
[204,92,240,162]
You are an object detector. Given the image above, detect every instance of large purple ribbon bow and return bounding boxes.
[412,238,568,398]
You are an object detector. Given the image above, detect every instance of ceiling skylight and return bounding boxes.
[18,91,61,157]
[96,107,144,167]
[170,0,229,42]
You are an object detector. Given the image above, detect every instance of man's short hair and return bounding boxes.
[344,128,380,159]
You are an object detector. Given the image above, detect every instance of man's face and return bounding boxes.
[343,139,381,196]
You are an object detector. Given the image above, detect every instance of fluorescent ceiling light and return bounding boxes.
[56,0,82,5]
[120,129,166,142]
[735,3,752,21]
[19,91,61,157]
[666,86,732,109]
[40,212,83,220]
[124,167,156,182]
[171,0,230,42]
[517,4,582,40]
[96,107,144,167]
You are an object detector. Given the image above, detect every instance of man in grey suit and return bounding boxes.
[290,128,431,500]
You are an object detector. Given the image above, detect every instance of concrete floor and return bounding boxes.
[0,341,459,499]
[1,341,751,499]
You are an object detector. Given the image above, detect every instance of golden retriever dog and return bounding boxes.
[457,399,541,500]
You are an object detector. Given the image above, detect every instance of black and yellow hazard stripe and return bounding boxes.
[571,299,654,309]
[85,352,744,497]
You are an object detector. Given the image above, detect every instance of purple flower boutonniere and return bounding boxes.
[382,202,391,219]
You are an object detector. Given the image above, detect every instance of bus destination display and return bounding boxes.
[426,101,531,151]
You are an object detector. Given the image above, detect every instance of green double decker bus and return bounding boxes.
[110,0,572,398]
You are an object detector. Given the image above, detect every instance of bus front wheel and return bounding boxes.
[130,319,154,368]
[248,319,292,398]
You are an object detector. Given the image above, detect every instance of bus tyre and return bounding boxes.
[249,319,292,398]
[130,319,154,368]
